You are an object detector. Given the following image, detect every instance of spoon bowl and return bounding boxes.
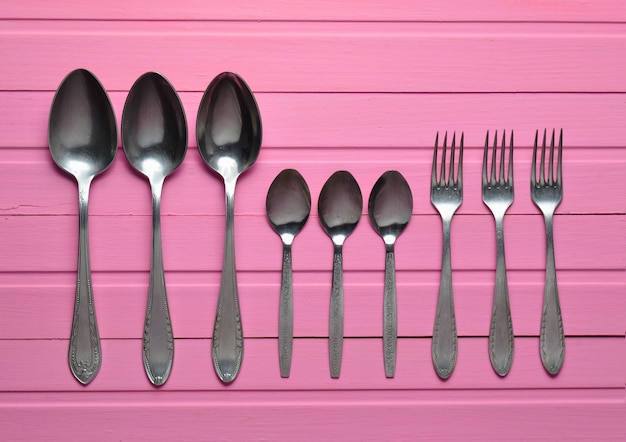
[369,170,413,244]
[48,68,117,384]
[267,169,311,244]
[197,72,261,181]
[368,170,413,378]
[318,171,362,244]
[196,72,262,383]
[123,72,187,182]
[49,69,117,180]
[122,72,187,386]
[318,171,362,378]
[266,169,311,377]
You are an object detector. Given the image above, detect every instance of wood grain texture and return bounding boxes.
[1,22,626,92]
[0,390,623,441]
[0,2,624,440]
[2,0,625,22]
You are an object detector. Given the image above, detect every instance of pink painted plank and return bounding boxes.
[0,214,621,272]
[2,0,625,22]
[0,270,621,339]
[0,389,622,441]
[0,337,622,391]
[3,92,626,150]
[1,21,626,92]
[1,389,623,441]
[0,148,623,216]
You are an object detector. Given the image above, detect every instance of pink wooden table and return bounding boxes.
[0,1,624,440]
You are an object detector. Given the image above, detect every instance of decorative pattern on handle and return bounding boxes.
[279,243,294,378]
[540,215,565,375]
[212,179,244,383]
[68,182,101,385]
[329,247,344,379]
[488,219,514,377]
[432,218,457,380]
[383,247,397,378]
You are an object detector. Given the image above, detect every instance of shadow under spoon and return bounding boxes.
[266,169,311,378]
[368,170,413,378]
[318,171,362,379]
[122,72,187,386]
[48,69,118,385]
[196,72,262,383]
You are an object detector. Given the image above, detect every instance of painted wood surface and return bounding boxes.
[0,1,624,440]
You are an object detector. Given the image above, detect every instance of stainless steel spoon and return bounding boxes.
[318,171,362,378]
[122,72,187,386]
[48,69,117,385]
[266,169,311,378]
[196,72,262,383]
[368,170,413,378]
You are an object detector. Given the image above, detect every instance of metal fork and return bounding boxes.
[482,130,515,377]
[531,129,565,375]
[430,131,463,379]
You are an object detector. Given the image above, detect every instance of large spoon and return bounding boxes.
[368,170,413,378]
[122,72,187,386]
[266,169,311,378]
[48,69,117,384]
[318,171,362,378]
[196,72,262,383]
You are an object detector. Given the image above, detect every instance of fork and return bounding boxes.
[482,130,515,376]
[430,131,463,379]
[531,129,565,375]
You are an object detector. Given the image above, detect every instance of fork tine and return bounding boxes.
[449,132,456,186]
[557,129,563,186]
[491,130,497,185]
[441,132,448,185]
[457,132,464,187]
[508,130,514,185]
[548,129,555,186]
[483,131,489,187]
[532,130,538,184]
[540,129,547,186]
[432,132,439,186]
[499,130,506,184]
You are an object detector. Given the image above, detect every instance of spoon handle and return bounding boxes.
[212,179,244,383]
[68,180,101,385]
[279,243,293,378]
[143,182,174,386]
[383,245,397,378]
[329,245,344,379]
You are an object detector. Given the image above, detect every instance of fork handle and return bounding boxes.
[489,217,514,376]
[540,215,565,375]
[432,217,457,379]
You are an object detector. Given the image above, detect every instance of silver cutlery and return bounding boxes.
[482,130,515,376]
[368,170,413,378]
[266,169,311,378]
[48,69,118,384]
[430,132,463,379]
[531,129,565,375]
[318,171,362,378]
[122,72,188,386]
[196,72,262,383]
